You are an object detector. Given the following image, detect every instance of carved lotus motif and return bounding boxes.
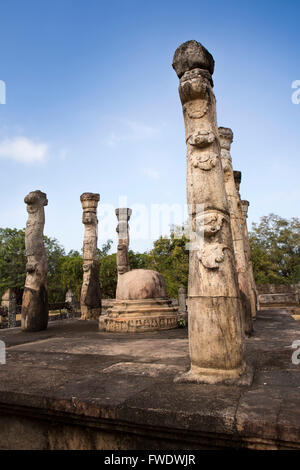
[197,243,228,269]
[190,152,218,171]
[194,212,225,237]
[183,99,209,119]
[188,130,215,148]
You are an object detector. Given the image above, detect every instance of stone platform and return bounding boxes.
[99,298,179,332]
[0,309,300,450]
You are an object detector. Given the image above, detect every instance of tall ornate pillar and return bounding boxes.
[172,40,245,384]
[234,172,257,319]
[21,190,48,332]
[115,208,132,282]
[241,200,257,319]
[80,193,101,320]
[219,127,253,335]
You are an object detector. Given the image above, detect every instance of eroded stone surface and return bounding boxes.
[0,310,299,449]
[21,190,48,332]
[219,127,253,335]
[173,41,245,384]
[100,209,178,332]
[1,289,16,328]
[80,193,101,320]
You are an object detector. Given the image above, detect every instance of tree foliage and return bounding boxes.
[5,213,299,303]
[0,226,190,303]
[249,214,300,285]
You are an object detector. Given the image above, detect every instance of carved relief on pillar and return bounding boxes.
[80,192,101,320]
[116,208,132,275]
[21,190,48,332]
[194,211,231,269]
[172,40,247,384]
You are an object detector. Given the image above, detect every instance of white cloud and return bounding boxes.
[0,137,48,164]
[105,119,160,148]
[143,167,160,180]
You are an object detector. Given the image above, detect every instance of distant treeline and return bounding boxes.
[0,214,299,304]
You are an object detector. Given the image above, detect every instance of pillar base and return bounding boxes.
[174,363,253,385]
[99,298,179,332]
[80,306,101,321]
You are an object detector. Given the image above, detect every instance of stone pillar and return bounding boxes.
[172,40,245,384]
[21,190,48,332]
[65,289,77,317]
[240,199,257,319]
[1,289,16,328]
[219,127,253,336]
[116,208,132,277]
[178,286,187,314]
[80,193,101,320]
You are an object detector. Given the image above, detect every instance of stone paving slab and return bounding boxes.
[0,310,299,449]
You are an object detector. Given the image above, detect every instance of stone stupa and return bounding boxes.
[99,208,179,332]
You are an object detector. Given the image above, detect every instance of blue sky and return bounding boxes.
[0,0,299,253]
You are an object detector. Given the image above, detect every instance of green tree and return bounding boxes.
[0,228,67,303]
[57,250,82,301]
[0,228,26,303]
[146,229,189,297]
[249,214,300,285]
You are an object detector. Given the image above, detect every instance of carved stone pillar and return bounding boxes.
[234,172,257,319]
[219,127,253,336]
[65,289,77,317]
[116,208,132,279]
[80,193,101,320]
[1,289,16,328]
[178,286,187,315]
[172,40,245,384]
[241,200,257,319]
[21,190,48,332]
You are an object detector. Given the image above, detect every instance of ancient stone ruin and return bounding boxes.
[99,208,178,332]
[178,286,187,319]
[172,40,246,384]
[80,192,101,320]
[21,190,48,332]
[1,289,17,328]
[65,289,77,317]
[219,127,253,335]
[257,283,300,313]
[240,198,258,318]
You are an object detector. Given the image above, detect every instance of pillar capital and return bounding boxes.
[24,190,48,209]
[234,170,242,193]
[241,200,250,218]
[172,40,215,78]
[115,207,132,221]
[218,127,233,150]
[80,192,100,213]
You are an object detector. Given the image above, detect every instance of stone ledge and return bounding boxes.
[0,310,299,449]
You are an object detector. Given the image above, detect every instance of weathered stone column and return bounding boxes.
[21,190,48,332]
[219,127,253,335]
[240,199,257,319]
[65,289,77,317]
[1,289,16,328]
[80,193,101,320]
[116,208,132,279]
[178,286,187,315]
[233,171,257,319]
[172,40,245,384]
